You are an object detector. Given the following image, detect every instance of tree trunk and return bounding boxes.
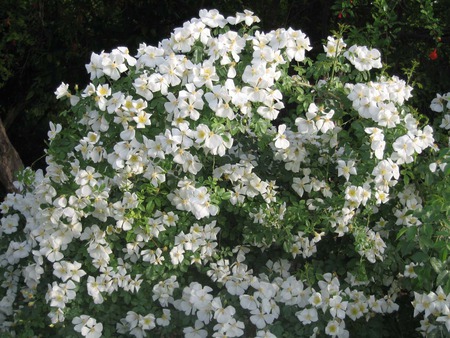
[0,118,23,194]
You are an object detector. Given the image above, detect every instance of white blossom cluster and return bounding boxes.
[0,8,449,338]
[73,315,103,338]
[412,287,450,335]
[272,72,434,263]
[113,254,400,338]
[343,45,382,72]
[429,92,450,173]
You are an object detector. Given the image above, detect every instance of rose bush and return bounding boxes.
[1,9,449,338]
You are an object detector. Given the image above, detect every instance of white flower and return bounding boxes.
[73,316,103,338]
[250,308,274,329]
[344,45,382,71]
[102,51,127,80]
[296,308,318,324]
[325,319,340,337]
[392,134,415,164]
[430,94,446,112]
[285,28,312,62]
[48,122,62,141]
[133,111,152,128]
[227,9,260,26]
[323,36,346,57]
[156,309,171,326]
[73,315,90,333]
[255,330,277,338]
[139,313,156,330]
[336,160,357,181]
[329,295,348,319]
[434,286,450,312]
[1,213,20,235]
[183,320,208,338]
[170,245,185,265]
[325,319,348,337]
[404,262,418,278]
[436,305,450,331]
[274,124,290,149]
[55,82,70,99]
[440,114,450,129]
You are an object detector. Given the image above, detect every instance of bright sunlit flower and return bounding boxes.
[274,124,290,149]
[323,36,346,57]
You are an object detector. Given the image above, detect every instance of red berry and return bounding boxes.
[429,48,438,60]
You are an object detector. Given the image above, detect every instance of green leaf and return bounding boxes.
[436,270,449,286]
[146,200,155,214]
[411,251,428,263]
[396,227,408,240]
[406,226,418,241]
[221,191,232,200]
[430,257,444,273]
[221,133,230,143]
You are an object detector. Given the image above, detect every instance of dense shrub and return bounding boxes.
[1,9,449,337]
